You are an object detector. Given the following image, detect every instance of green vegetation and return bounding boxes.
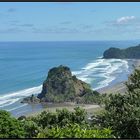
[0,107,113,138]
[0,110,25,138]
[37,123,113,138]
[37,65,100,104]
[92,67,140,138]
[1,66,140,138]
[103,44,140,59]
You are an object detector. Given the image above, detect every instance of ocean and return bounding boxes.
[0,40,139,117]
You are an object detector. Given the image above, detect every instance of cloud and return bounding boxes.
[0,27,24,34]
[116,16,135,24]
[79,24,94,30]
[105,16,139,28]
[31,23,96,34]
[7,8,16,13]
[32,27,80,34]
[19,24,34,27]
[60,21,72,25]
[10,20,19,23]
[10,22,34,27]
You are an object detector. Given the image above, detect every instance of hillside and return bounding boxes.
[103,44,140,59]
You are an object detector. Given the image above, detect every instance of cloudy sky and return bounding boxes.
[0,2,140,41]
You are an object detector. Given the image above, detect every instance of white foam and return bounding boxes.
[72,58,129,90]
[0,98,20,108]
[97,56,103,59]
[7,104,27,112]
[0,58,129,109]
[82,59,104,70]
[0,85,42,108]
[72,71,82,75]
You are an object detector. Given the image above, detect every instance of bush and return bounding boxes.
[29,107,87,129]
[0,110,25,138]
[21,119,40,138]
[37,123,114,138]
[94,68,140,138]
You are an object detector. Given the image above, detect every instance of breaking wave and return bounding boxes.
[0,85,42,108]
[72,58,129,90]
[0,58,129,111]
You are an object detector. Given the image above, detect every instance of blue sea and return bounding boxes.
[0,40,139,117]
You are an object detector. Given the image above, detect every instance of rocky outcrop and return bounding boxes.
[21,94,40,104]
[37,65,96,103]
[103,44,140,59]
[21,65,99,104]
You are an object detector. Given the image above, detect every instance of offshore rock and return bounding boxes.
[37,65,95,103]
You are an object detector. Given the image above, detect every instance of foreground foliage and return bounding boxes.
[0,110,25,138]
[37,123,113,138]
[0,107,113,138]
[1,67,140,138]
[93,67,140,138]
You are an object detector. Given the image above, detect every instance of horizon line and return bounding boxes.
[0,39,140,42]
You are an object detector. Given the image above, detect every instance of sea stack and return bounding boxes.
[37,65,94,103]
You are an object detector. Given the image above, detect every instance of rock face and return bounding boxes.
[21,94,40,104]
[103,44,140,59]
[37,65,94,103]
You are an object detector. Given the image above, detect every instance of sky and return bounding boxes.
[1,2,140,41]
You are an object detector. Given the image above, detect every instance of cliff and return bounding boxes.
[103,44,140,59]
[37,65,99,103]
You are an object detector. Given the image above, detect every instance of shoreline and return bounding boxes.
[98,59,140,94]
[25,59,140,117]
[26,103,100,117]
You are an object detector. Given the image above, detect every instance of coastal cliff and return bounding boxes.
[22,65,99,104]
[37,65,99,103]
[103,44,140,59]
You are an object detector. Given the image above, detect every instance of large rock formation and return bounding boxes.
[37,65,97,103]
[103,44,140,59]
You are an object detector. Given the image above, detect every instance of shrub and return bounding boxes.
[94,68,140,138]
[0,110,25,138]
[37,123,114,138]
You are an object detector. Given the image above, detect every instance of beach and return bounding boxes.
[25,59,140,117]
[0,41,140,117]
[99,59,140,94]
[26,103,100,117]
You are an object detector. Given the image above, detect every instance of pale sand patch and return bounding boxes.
[98,82,126,94]
[26,103,100,117]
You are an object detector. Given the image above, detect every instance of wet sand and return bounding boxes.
[26,103,100,117]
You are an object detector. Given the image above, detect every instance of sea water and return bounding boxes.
[0,40,139,116]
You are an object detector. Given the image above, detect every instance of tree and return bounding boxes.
[0,110,25,138]
[30,107,87,129]
[21,119,40,138]
[125,66,140,92]
[36,123,114,138]
[94,68,140,138]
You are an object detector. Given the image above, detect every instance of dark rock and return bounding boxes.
[21,94,40,104]
[37,65,95,103]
